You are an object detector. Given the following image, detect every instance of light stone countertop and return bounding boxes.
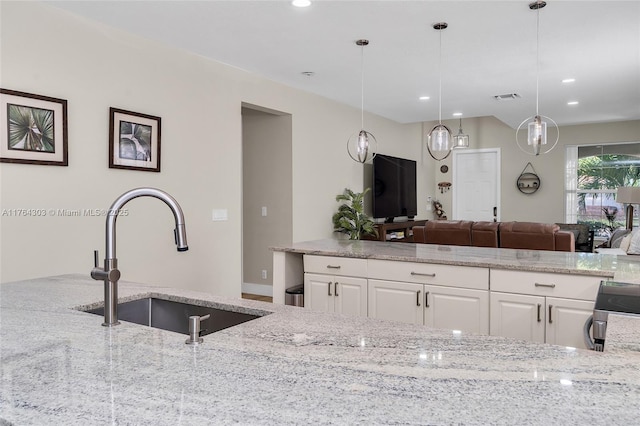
[272,239,640,279]
[2,274,640,425]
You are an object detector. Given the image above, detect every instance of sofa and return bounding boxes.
[594,228,640,256]
[412,220,575,252]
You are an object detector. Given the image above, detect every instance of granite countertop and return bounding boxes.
[2,274,640,424]
[272,239,640,279]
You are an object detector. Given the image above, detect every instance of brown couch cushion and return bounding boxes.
[424,220,473,246]
[499,222,561,251]
[471,221,500,247]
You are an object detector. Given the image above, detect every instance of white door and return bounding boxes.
[368,280,423,325]
[423,285,489,334]
[452,148,500,221]
[546,297,594,349]
[490,292,545,343]
[304,273,333,313]
[334,276,368,318]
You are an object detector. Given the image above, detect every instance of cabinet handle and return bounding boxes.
[411,272,436,278]
[334,282,339,297]
[425,291,430,308]
[548,305,553,324]
[534,282,556,288]
[326,265,341,269]
[328,282,332,296]
[537,303,542,322]
[416,290,421,307]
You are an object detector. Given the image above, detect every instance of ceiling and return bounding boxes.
[48,0,640,128]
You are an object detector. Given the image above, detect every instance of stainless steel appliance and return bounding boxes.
[584,281,640,351]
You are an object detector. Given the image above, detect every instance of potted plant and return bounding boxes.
[332,188,378,240]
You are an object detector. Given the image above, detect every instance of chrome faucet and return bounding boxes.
[91,187,189,326]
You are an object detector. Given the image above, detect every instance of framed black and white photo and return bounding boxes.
[0,89,68,166]
[109,107,161,172]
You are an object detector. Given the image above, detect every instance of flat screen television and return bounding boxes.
[372,154,417,222]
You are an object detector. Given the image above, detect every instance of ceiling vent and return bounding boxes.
[494,93,521,101]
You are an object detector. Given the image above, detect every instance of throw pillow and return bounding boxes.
[627,230,640,255]
[610,228,631,248]
[619,232,633,253]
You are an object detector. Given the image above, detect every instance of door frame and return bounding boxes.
[451,148,501,221]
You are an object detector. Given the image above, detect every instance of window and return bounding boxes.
[565,142,640,238]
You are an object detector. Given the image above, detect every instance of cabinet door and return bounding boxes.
[424,285,489,334]
[546,297,594,349]
[304,273,334,313]
[334,276,368,318]
[368,279,423,325]
[490,292,545,343]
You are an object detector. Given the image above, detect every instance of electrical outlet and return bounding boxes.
[261,206,267,217]
[261,270,267,280]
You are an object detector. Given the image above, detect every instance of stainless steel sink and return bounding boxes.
[86,297,261,336]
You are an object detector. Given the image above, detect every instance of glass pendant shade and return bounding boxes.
[453,118,469,149]
[517,113,558,156]
[348,129,377,163]
[528,115,546,154]
[427,124,452,160]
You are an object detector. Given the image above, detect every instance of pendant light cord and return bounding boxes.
[535,6,540,116]
[438,28,443,125]
[360,43,365,130]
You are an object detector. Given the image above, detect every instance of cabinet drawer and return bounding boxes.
[303,255,367,277]
[368,259,488,290]
[490,269,605,301]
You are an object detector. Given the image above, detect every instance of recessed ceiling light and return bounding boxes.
[562,78,576,83]
[453,112,462,117]
[419,96,430,101]
[567,101,579,105]
[292,0,311,7]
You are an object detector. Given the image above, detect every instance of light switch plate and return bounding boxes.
[212,209,228,221]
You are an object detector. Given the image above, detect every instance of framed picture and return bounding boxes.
[109,107,161,172]
[0,89,68,166]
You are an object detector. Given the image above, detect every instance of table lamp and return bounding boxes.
[616,187,640,230]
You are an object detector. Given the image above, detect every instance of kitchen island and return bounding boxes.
[1,274,640,425]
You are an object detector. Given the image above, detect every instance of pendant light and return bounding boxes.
[516,1,559,156]
[426,22,452,161]
[453,117,469,149]
[347,39,377,163]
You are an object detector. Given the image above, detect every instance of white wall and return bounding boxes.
[0,2,422,295]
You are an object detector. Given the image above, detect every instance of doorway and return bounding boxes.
[452,148,501,221]
[241,104,292,298]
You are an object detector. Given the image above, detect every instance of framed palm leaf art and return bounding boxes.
[0,89,68,166]
[109,107,161,172]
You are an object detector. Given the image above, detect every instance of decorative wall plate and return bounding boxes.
[440,165,449,173]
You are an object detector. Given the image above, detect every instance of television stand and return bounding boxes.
[363,220,428,243]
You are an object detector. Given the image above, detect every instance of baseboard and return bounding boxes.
[242,282,273,297]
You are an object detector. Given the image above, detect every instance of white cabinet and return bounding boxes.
[368,259,489,334]
[490,269,605,349]
[368,280,422,325]
[304,273,367,317]
[490,292,546,343]
[303,255,368,317]
[423,284,489,334]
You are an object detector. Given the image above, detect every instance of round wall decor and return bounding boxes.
[517,162,540,194]
[440,165,448,173]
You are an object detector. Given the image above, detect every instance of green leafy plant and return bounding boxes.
[332,188,378,240]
